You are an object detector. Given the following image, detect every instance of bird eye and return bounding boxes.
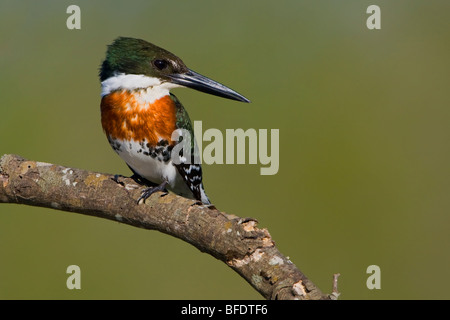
[153,59,169,70]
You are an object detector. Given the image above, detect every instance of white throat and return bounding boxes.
[101,73,181,104]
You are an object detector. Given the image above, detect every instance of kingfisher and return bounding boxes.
[99,37,249,205]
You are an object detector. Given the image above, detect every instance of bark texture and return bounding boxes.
[0,154,330,300]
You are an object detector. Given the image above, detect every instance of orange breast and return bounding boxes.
[101,90,177,146]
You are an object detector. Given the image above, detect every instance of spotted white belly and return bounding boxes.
[110,137,195,199]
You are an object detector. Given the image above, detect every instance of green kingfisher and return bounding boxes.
[99,37,249,204]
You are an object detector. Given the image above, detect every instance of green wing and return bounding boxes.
[169,93,208,203]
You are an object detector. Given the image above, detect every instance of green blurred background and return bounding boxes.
[1,0,449,299]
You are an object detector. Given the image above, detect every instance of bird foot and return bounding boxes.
[112,174,126,186]
[137,180,169,204]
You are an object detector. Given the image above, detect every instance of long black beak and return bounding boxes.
[168,69,250,103]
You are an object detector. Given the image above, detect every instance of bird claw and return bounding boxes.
[112,174,125,186]
[137,181,169,204]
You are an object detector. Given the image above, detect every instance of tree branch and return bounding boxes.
[0,153,330,300]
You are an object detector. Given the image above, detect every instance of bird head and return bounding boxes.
[100,37,250,103]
